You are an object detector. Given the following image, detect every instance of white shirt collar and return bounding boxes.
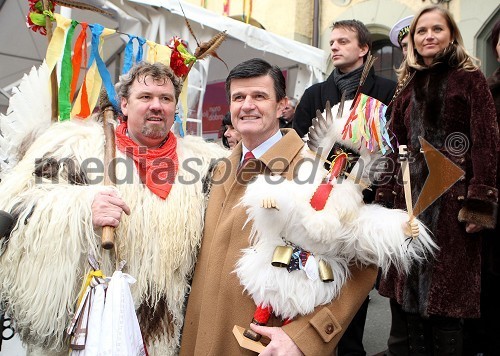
[241,130,283,163]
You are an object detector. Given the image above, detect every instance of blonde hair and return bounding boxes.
[396,5,479,81]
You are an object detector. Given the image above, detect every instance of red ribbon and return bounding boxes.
[71,23,89,114]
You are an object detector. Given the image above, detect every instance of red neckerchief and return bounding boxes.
[115,122,179,200]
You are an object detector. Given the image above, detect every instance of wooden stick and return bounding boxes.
[399,145,413,219]
[43,0,58,122]
[349,54,376,110]
[101,108,116,250]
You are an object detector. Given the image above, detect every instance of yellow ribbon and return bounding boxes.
[45,13,72,71]
[76,269,105,306]
[146,40,172,66]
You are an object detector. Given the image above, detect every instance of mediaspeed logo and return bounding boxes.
[30,133,467,204]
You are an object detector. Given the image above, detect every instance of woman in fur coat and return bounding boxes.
[375,6,498,354]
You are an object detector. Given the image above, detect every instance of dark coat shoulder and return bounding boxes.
[293,69,396,138]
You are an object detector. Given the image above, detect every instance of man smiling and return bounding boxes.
[180,58,377,355]
[119,74,177,148]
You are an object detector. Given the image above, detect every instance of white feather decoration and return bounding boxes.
[0,62,52,177]
[235,100,439,321]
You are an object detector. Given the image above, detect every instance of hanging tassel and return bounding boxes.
[342,94,392,153]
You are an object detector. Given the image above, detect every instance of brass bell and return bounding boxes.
[319,259,334,282]
[271,245,293,267]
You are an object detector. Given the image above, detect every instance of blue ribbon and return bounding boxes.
[175,113,184,137]
[122,35,147,74]
[135,37,146,63]
[88,24,119,110]
[122,35,135,75]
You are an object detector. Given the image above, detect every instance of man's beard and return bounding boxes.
[142,125,168,139]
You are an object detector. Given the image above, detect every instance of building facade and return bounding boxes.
[187,0,499,80]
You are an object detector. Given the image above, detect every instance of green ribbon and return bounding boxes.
[58,20,78,120]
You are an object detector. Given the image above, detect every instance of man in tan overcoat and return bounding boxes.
[180,58,378,355]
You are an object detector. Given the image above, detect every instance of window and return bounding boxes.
[372,39,403,82]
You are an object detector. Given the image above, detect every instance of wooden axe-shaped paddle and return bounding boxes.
[99,90,118,250]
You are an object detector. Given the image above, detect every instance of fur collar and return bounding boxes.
[410,64,450,149]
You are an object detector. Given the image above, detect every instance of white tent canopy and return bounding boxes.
[121,0,327,85]
[113,0,327,136]
[1,0,327,135]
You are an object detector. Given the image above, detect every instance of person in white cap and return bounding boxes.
[389,15,414,57]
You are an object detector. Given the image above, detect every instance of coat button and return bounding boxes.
[458,157,465,164]
[377,192,384,198]
[457,195,465,201]
[487,190,495,197]
[459,176,465,182]
[325,323,334,334]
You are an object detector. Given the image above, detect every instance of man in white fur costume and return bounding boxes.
[0,62,227,355]
[235,98,438,338]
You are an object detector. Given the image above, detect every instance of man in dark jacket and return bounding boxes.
[294,20,395,139]
[294,20,396,356]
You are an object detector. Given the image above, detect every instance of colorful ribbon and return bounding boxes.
[342,94,392,154]
[58,20,78,120]
[76,269,105,306]
[39,13,195,123]
[88,24,118,110]
[146,40,172,67]
[70,22,89,103]
[123,35,146,74]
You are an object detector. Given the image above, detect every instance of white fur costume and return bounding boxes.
[235,100,438,320]
[0,64,228,355]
